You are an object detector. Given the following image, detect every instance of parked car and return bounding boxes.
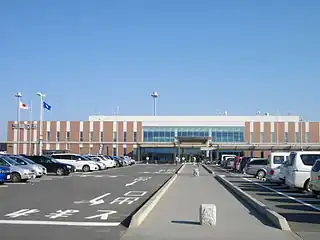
[226,157,235,169]
[266,152,290,184]
[25,155,76,176]
[239,157,258,173]
[51,154,99,172]
[87,155,115,169]
[85,155,107,170]
[0,156,36,182]
[7,155,46,178]
[244,158,268,178]
[286,151,320,192]
[0,166,11,184]
[310,159,320,195]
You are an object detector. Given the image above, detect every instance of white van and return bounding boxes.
[285,151,320,191]
[220,154,236,166]
[52,154,99,172]
[266,152,290,183]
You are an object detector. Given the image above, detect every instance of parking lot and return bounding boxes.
[0,164,179,240]
[207,164,320,239]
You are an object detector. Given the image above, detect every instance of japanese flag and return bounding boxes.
[19,101,29,110]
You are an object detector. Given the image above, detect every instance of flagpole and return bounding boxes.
[37,92,45,156]
[29,100,33,155]
[15,92,22,155]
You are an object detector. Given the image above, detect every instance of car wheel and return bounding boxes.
[56,168,65,176]
[304,179,311,192]
[82,165,90,172]
[11,172,22,183]
[257,170,266,179]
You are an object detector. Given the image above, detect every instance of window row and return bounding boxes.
[251,132,310,143]
[46,131,137,142]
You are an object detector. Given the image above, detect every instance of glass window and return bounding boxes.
[113,147,117,156]
[270,132,275,143]
[300,154,320,166]
[46,131,50,141]
[288,152,296,166]
[273,156,285,164]
[90,132,94,142]
[123,147,127,156]
[123,132,127,142]
[295,132,300,143]
[305,132,309,143]
[56,131,60,141]
[260,132,264,143]
[100,132,104,142]
[66,131,70,141]
[312,160,320,172]
[80,132,84,142]
[285,132,289,143]
[134,131,137,142]
[250,132,253,143]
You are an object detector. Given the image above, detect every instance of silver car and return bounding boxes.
[8,155,46,178]
[0,156,36,182]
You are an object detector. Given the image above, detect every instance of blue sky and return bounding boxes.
[1,0,320,139]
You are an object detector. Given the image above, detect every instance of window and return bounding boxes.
[134,131,137,142]
[123,147,127,156]
[123,132,127,142]
[288,153,296,166]
[100,132,104,142]
[312,160,320,172]
[113,147,117,156]
[270,132,275,143]
[90,132,93,142]
[305,132,310,143]
[113,132,117,142]
[295,132,300,143]
[250,132,253,143]
[284,132,288,143]
[273,156,285,164]
[56,131,60,141]
[260,132,264,143]
[300,154,320,166]
[46,131,50,141]
[248,159,267,165]
[66,131,70,141]
[0,159,9,166]
[80,131,84,142]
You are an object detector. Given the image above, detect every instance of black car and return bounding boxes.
[25,155,75,176]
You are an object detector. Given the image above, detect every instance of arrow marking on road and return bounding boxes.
[85,210,117,220]
[89,193,111,206]
[125,181,139,187]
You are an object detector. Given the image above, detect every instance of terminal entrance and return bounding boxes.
[139,136,244,163]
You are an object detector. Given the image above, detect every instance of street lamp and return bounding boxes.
[37,92,46,155]
[14,92,22,154]
[300,117,303,151]
[151,91,159,116]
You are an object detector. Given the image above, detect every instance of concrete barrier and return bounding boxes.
[199,204,216,226]
[215,175,291,231]
[128,165,185,228]
[202,164,214,174]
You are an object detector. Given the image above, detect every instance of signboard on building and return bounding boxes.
[12,123,38,129]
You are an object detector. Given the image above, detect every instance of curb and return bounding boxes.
[215,175,291,231]
[202,164,214,174]
[127,166,184,228]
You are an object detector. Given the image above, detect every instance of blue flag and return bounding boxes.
[43,101,52,111]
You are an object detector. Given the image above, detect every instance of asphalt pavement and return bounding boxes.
[207,164,320,240]
[0,164,179,240]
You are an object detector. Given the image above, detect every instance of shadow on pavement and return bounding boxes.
[171,220,200,225]
[280,212,320,225]
[275,204,320,213]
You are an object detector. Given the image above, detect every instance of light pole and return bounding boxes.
[14,92,22,154]
[37,92,46,156]
[300,116,303,151]
[151,91,159,116]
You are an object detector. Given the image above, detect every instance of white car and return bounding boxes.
[51,154,99,172]
[87,155,115,169]
[266,152,290,184]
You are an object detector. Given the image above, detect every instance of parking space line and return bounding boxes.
[0,220,121,227]
[0,185,8,188]
[242,177,320,212]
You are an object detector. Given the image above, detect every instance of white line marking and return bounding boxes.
[0,185,8,188]
[89,193,111,206]
[0,220,121,227]
[242,177,320,212]
[8,183,27,185]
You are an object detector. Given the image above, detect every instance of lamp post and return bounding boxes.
[300,117,303,151]
[14,92,22,154]
[37,92,46,156]
[151,92,159,116]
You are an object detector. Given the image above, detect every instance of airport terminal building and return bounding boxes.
[6,115,320,162]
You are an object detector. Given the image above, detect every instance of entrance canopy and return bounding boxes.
[175,136,212,145]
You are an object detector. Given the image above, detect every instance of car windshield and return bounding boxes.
[19,157,35,164]
[81,156,92,161]
[273,156,286,164]
[44,156,58,163]
[3,156,20,166]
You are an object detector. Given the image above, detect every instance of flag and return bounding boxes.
[19,101,29,110]
[43,101,52,111]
